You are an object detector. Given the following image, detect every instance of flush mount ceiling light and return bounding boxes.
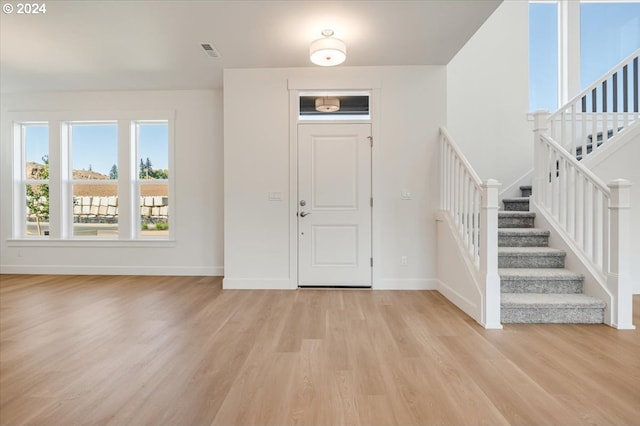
[315,96,340,112]
[310,29,346,66]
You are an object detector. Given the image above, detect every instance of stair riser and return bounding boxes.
[500,279,583,294]
[498,235,549,247]
[520,189,532,197]
[503,201,530,211]
[498,217,535,228]
[499,254,565,268]
[501,307,604,323]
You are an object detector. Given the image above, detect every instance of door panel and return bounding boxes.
[298,123,371,287]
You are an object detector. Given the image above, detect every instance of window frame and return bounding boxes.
[7,110,175,246]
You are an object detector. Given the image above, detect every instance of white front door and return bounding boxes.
[298,123,372,287]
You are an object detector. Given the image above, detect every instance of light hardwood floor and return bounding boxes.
[1,275,638,425]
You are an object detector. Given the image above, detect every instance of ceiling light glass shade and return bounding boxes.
[309,36,346,66]
[315,97,340,112]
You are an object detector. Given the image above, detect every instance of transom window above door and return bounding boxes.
[299,92,370,120]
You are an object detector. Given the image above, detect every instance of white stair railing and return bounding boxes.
[440,127,501,328]
[533,112,634,329]
[549,48,639,161]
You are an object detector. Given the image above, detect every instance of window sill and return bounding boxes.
[6,239,176,248]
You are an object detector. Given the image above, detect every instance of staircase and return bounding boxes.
[498,186,606,324]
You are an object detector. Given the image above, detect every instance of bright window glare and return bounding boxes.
[25,125,49,165]
[138,123,169,172]
[71,124,118,176]
[529,2,558,112]
[580,2,640,89]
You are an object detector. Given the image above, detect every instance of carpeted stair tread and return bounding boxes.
[499,211,536,218]
[498,211,536,229]
[499,228,550,247]
[498,247,565,256]
[497,184,604,324]
[498,228,550,237]
[499,268,583,280]
[499,247,565,268]
[501,293,605,309]
[503,197,530,211]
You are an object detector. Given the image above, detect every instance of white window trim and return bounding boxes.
[7,110,175,245]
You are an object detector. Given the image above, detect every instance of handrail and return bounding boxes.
[539,134,610,195]
[439,127,483,187]
[439,126,501,328]
[548,48,639,161]
[534,131,611,278]
[550,48,640,120]
[533,122,635,328]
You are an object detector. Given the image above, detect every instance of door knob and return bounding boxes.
[299,211,311,217]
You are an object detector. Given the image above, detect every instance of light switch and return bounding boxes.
[268,192,282,201]
[401,191,412,200]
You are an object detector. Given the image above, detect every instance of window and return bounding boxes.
[11,113,173,242]
[580,2,640,89]
[529,2,559,112]
[23,124,50,237]
[136,122,169,238]
[529,1,640,112]
[70,123,119,237]
[298,92,371,121]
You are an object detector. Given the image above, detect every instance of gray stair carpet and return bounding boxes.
[499,189,605,324]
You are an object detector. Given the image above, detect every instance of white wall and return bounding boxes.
[446,1,532,191]
[0,90,224,275]
[223,66,446,289]
[587,129,640,294]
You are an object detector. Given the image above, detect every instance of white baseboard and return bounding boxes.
[0,265,223,276]
[374,278,438,290]
[436,278,482,324]
[222,277,295,290]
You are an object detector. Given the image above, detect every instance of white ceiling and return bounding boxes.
[0,0,501,93]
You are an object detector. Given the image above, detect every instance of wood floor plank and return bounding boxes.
[1,274,639,425]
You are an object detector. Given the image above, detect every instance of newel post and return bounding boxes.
[532,111,550,206]
[607,179,635,329]
[481,179,502,329]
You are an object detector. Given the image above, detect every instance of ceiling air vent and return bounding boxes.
[201,43,221,58]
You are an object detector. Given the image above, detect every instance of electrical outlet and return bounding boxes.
[401,256,408,265]
[401,191,412,200]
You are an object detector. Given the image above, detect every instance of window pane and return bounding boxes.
[71,123,118,179]
[25,124,49,180]
[73,184,118,237]
[26,184,49,236]
[529,2,559,112]
[581,2,640,89]
[140,184,169,236]
[138,123,169,180]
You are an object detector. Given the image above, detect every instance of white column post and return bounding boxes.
[558,0,581,106]
[607,179,635,329]
[532,111,550,206]
[481,178,502,329]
